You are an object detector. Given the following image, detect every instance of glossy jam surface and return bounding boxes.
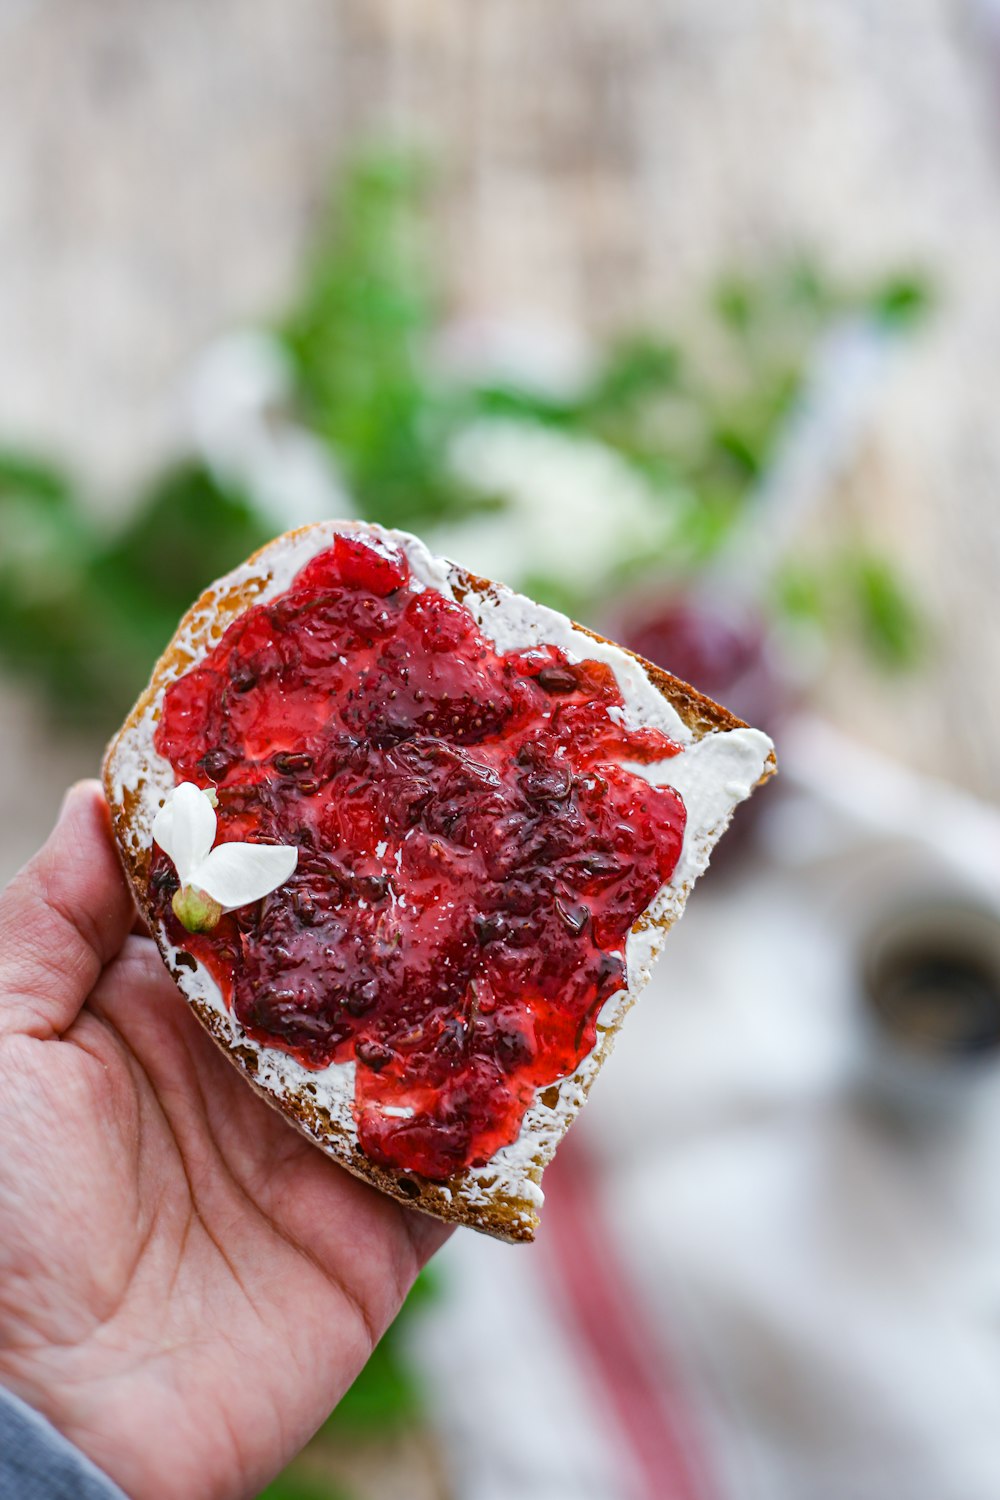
[151,535,687,1179]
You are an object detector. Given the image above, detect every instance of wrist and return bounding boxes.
[0,1348,161,1500]
[0,1380,127,1499]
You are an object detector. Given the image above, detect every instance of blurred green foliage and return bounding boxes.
[282,153,472,529]
[258,1472,351,1500]
[0,456,270,726]
[0,146,931,740]
[776,546,926,670]
[277,152,931,641]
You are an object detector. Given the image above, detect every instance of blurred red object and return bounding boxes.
[614,591,785,864]
[542,1136,717,1500]
[619,594,783,733]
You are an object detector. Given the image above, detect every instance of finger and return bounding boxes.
[404,1211,453,1266]
[0,780,136,1041]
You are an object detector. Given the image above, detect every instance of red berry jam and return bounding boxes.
[151,534,686,1180]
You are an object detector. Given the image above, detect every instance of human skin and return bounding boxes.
[0,782,450,1500]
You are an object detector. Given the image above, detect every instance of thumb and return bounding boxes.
[0,781,136,1042]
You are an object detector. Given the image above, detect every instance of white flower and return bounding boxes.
[152,781,297,933]
[435,417,680,592]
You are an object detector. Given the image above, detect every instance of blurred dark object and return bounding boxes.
[863,900,1000,1062]
[856,893,1000,1124]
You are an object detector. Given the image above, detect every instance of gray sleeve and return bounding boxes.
[0,1385,128,1499]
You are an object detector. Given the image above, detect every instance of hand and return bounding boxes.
[0,782,449,1500]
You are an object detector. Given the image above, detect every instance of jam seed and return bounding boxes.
[344,980,379,1016]
[356,1040,393,1071]
[293,891,318,925]
[473,912,506,946]
[524,766,573,803]
[273,751,314,775]
[537,663,579,694]
[200,747,234,780]
[554,898,589,936]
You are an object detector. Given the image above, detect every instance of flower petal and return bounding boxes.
[192,841,298,910]
[152,782,217,883]
[151,798,177,862]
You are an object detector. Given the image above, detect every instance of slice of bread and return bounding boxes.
[103,521,775,1242]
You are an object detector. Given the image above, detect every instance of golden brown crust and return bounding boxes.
[102,524,774,1243]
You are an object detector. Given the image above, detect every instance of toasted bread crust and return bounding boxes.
[103,524,775,1242]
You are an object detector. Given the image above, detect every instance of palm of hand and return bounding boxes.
[0,787,446,1500]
